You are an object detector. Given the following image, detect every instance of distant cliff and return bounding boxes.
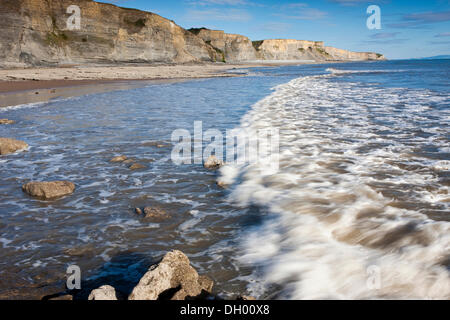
[0,0,385,68]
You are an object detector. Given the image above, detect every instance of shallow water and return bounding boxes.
[0,60,449,299]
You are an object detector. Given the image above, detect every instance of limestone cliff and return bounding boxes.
[0,0,219,67]
[189,28,257,63]
[0,0,385,68]
[252,39,385,62]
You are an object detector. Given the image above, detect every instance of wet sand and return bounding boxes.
[0,64,263,108]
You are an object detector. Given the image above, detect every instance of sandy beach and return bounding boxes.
[0,63,265,108]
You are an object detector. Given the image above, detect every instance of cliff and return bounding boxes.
[189,28,257,63]
[0,0,385,68]
[252,39,385,62]
[0,0,220,67]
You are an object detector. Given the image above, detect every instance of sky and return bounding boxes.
[99,0,450,59]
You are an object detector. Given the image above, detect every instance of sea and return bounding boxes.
[0,59,449,299]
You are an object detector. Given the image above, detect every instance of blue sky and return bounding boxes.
[100,0,450,59]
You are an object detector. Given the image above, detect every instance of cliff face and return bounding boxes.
[252,39,385,61]
[0,0,385,68]
[190,28,257,62]
[0,0,219,67]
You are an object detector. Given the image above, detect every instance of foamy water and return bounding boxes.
[0,60,448,299]
[221,64,450,299]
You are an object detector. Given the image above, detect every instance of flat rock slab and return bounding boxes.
[136,207,170,221]
[0,137,28,155]
[0,119,15,125]
[129,250,213,300]
[110,155,127,162]
[22,181,75,199]
[129,163,146,170]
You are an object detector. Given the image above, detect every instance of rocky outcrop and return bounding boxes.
[0,1,384,67]
[129,250,213,300]
[88,285,118,300]
[0,138,28,155]
[22,181,75,199]
[0,0,219,68]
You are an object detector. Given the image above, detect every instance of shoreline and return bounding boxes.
[0,61,350,108]
[0,63,260,108]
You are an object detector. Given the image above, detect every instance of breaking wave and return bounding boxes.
[220,74,450,299]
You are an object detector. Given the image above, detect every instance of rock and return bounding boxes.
[216,181,228,188]
[129,163,146,170]
[88,285,118,300]
[22,181,75,199]
[47,294,73,301]
[0,138,28,155]
[237,295,256,300]
[128,250,213,300]
[110,155,127,162]
[123,159,134,164]
[143,207,169,220]
[0,119,15,125]
[135,207,143,215]
[204,155,224,170]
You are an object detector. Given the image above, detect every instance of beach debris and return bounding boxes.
[110,155,127,162]
[128,250,213,300]
[0,119,15,125]
[129,163,146,170]
[88,285,118,301]
[22,181,75,199]
[204,155,224,170]
[0,138,28,155]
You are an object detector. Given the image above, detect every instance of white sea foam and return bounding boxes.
[221,74,450,299]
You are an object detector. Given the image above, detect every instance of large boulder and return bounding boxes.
[88,285,118,301]
[22,181,75,199]
[129,250,213,300]
[0,138,28,155]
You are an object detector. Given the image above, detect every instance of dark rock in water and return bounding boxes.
[47,294,73,301]
[129,163,146,170]
[110,155,127,162]
[22,181,75,199]
[0,137,28,155]
[143,207,169,220]
[128,250,214,300]
[216,181,228,188]
[237,295,256,300]
[142,141,167,148]
[204,155,224,170]
[88,285,118,300]
[0,119,15,125]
